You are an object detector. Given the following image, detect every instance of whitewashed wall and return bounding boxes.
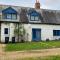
[1,23,60,42]
[1,23,15,42]
[24,24,60,41]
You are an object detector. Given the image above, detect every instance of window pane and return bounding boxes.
[53,30,60,36]
[7,14,11,19]
[12,14,17,20]
[4,28,8,34]
[59,31,60,36]
[31,16,34,20]
[53,30,56,36]
[35,16,38,21]
[57,30,59,36]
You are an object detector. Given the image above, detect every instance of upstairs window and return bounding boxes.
[35,16,39,21]
[12,14,17,20]
[30,16,39,21]
[31,16,35,21]
[7,14,11,19]
[28,10,39,21]
[3,13,17,20]
[2,7,17,20]
[53,30,60,36]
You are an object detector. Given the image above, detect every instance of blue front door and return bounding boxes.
[32,29,41,41]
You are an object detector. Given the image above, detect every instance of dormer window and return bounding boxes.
[2,7,17,20]
[28,10,39,21]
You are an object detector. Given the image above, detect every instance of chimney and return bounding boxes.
[35,0,40,9]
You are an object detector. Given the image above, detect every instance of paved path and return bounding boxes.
[0,44,60,60]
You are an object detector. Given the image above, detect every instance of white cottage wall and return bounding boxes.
[24,24,60,41]
[1,23,15,42]
[1,23,60,42]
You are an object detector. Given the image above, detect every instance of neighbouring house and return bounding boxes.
[0,0,60,43]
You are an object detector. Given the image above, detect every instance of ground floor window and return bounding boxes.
[4,28,8,34]
[53,30,60,36]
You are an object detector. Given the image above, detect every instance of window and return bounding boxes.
[2,7,17,20]
[30,16,39,21]
[4,28,8,34]
[3,14,17,20]
[7,14,11,19]
[12,14,17,20]
[28,10,39,21]
[53,30,60,36]
[31,16,35,21]
[35,16,39,21]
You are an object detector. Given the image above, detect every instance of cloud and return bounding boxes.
[0,0,34,8]
[41,5,48,9]
[45,0,60,10]
[0,0,60,10]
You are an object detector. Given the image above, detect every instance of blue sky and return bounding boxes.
[0,0,60,10]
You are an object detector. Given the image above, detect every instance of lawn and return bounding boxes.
[18,56,60,60]
[5,40,60,51]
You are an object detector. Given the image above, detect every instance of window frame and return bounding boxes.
[53,30,60,36]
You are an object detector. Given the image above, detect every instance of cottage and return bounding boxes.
[0,0,60,43]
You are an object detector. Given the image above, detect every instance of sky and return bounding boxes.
[0,0,60,10]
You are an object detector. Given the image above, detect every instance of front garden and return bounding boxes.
[5,40,60,51]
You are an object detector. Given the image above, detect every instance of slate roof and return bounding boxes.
[20,8,60,24]
[2,7,17,14]
[1,5,60,25]
[41,9,60,24]
[20,8,43,23]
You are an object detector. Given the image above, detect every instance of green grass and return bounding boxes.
[18,56,60,60]
[5,40,60,51]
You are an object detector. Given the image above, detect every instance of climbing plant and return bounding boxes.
[14,24,26,42]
